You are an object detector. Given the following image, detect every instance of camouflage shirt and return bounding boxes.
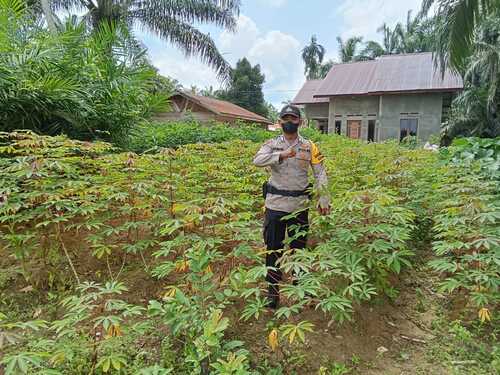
[253,134,330,213]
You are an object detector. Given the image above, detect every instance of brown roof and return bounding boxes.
[173,91,272,124]
[292,80,330,105]
[295,53,463,103]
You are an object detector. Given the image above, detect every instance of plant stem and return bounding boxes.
[57,222,80,284]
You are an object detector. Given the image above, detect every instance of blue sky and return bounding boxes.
[138,0,426,108]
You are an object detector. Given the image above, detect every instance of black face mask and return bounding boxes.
[282,122,299,134]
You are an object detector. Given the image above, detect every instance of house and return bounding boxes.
[292,52,463,141]
[155,91,273,127]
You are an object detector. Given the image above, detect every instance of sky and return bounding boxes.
[137,0,426,109]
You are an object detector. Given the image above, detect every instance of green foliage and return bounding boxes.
[301,35,328,79]
[126,121,326,153]
[29,0,240,80]
[441,10,500,142]
[0,5,167,144]
[421,0,498,73]
[446,137,500,180]
[428,137,499,316]
[126,121,272,152]
[217,58,269,117]
[1,130,498,372]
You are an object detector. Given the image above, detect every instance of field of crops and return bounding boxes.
[0,131,498,374]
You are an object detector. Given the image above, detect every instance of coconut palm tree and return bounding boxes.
[301,35,326,79]
[421,0,499,73]
[35,0,240,80]
[336,36,363,63]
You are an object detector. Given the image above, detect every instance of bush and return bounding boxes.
[126,121,326,152]
[0,3,166,144]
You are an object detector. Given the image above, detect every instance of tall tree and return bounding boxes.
[359,40,385,60]
[442,10,500,142]
[34,0,240,80]
[421,0,499,74]
[360,12,435,60]
[336,36,363,63]
[378,23,400,54]
[301,35,326,79]
[319,59,334,78]
[217,58,268,117]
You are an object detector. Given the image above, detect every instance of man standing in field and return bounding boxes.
[253,104,331,309]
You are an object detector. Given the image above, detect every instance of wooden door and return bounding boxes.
[347,120,361,139]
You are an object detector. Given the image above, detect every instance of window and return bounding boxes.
[367,120,376,142]
[317,119,328,134]
[400,118,418,141]
[335,120,341,135]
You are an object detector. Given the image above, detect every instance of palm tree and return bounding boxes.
[359,40,385,60]
[377,23,400,55]
[36,0,240,80]
[301,35,326,79]
[336,36,363,62]
[395,10,436,53]
[442,11,500,142]
[319,59,334,78]
[421,0,498,74]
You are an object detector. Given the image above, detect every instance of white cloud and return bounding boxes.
[141,14,303,108]
[248,30,303,91]
[336,0,423,42]
[152,53,220,90]
[218,15,304,107]
[219,15,260,59]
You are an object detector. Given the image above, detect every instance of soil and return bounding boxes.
[225,265,449,375]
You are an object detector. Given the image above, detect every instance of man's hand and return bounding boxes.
[318,205,330,216]
[279,147,296,161]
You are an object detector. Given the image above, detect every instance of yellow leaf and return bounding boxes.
[49,351,65,365]
[205,264,212,274]
[478,307,491,323]
[106,324,123,338]
[288,329,296,345]
[268,329,279,351]
[175,259,189,272]
[163,287,176,299]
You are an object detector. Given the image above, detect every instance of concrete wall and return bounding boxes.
[305,93,444,142]
[304,103,329,119]
[378,93,443,141]
[328,96,379,140]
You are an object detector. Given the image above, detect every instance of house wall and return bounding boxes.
[378,93,443,141]
[304,103,329,119]
[306,93,444,141]
[328,96,379,140]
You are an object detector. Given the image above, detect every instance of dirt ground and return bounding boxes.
[224,265,449,375]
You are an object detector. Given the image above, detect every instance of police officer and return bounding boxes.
[253,104,331,309]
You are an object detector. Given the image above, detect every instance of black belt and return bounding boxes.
[262,182,312,199]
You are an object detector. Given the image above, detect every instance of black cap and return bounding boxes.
[279,104,301,119]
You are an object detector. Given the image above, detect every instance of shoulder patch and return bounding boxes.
[310,142,325,164]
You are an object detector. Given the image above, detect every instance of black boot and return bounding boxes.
[266,284,279,309]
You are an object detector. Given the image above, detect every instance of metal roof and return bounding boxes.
[295,53,463,103]
[292,79,330,105]
[173,91,273,124]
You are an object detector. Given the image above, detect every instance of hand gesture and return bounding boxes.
[279,147,296,161]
